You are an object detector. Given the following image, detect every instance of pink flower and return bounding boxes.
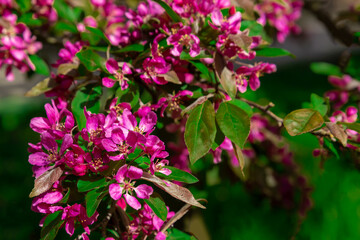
[167,26,200,58]
[53,41,86,67]
[152,90,193,117]
[31,181,64,214]
[30,99,74,139]
[64,145,87,176]
[29,132,73,177]
[209,9,241,34]
[102,58,132,89]
[236,62,277,92]
[101,128,136,161]
[109,165,153,210]
[141,57,171,85]
[85,147,110,172]
[61,203,98,236]
[0,11,42,81]
[255,0,303,43]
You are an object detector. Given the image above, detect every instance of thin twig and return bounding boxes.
[239,97,283,127]
[160,203,192,233]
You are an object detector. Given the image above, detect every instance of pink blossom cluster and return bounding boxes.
[325,74,360,109]
[0,10,42,81]
[123,203,175,240]
[28,97,176,239]
[255,0,303,43]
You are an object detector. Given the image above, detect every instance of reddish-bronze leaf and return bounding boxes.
[284,109,324,136]
[29,167,63,198]
[141,172,205,209]
[326,122,348,147]
[159,70,181,84]
[228,31,252,52]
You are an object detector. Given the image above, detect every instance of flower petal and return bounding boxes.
[124,194,141,210]
[109,183,123,200]
[134,184,153,199]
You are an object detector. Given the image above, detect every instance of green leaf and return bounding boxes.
[180,51,212,60]
[240,20,271,42]
[156,166,199,184]
[86,188,107,218]
[53,21,78,34]
[152,0,183,22]
[40,211,64,240]
[144,196,168,221]
[228,99,253,116]
[78,178,108,192]
[184,100,216,164]
[310,93,328,116]
[188,60,210,78]
[167,228,197,240]
[346,55,360,79]
[256,47,294,58]
[54,0,78,22]
[211,121,225,150]
[310,62,342,76]
[115,82,140,108]
[76,49,106,71]
[324,138,340,159]
[283,109,324,136]
[215,102,250,148]
[59,189,70,203]
[29,55,50,76]
[18,13,42,26]
[25,77,51,97]
[71,85,102,130]
[16,0,31,12]
[115,43,145,53]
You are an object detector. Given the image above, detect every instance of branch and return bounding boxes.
[239,97,283,127]
[304,0,355,46]
[238,97,337,139]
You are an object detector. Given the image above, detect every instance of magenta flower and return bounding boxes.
[150,158,171,176]
[141,57,171,85]
[30,99,74,139]
[120,108,157,143]
[64,145,87,176]
[109,165,153,210]
[0,10,42,81]
[124,203,175,239]
[152,90,193,117]
[81,109,116,146]
[85,147,110,172]
[31,181,63,214]
[29,132,73,177]
[209,9,241,34]
[32,0,58,22]
[102,58,132,89]
[61,203,98,236]
[167,26,200,57]
[141,135,168,158]
[255,0,303,43]
[236,62,276,92]
[53,41,86,67]
[102,128,136,161]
